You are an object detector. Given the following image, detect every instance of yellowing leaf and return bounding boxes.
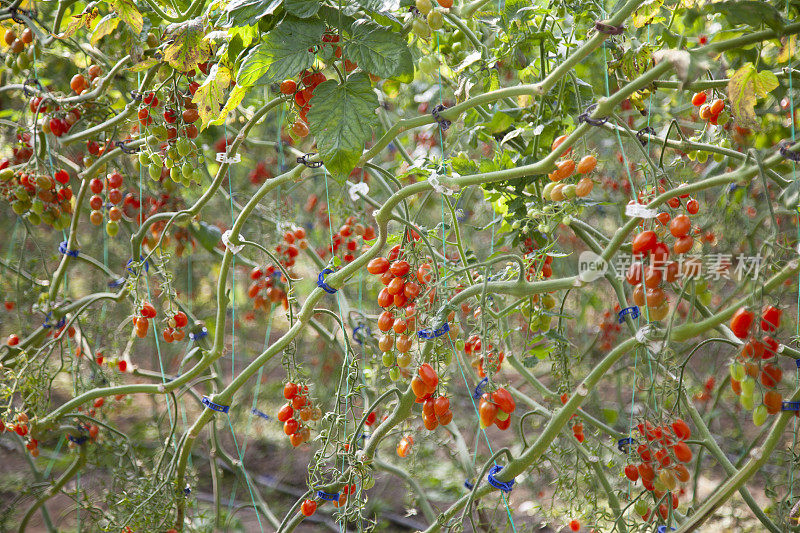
[210,85,246,126]
[727,62,779,129]
[163,17,212,73]
[55,8,98,39]
[111,0,143,34]
[632,0,664,28]
[91,14,120,45]
[192,64,232,130]
[778,35,796,63]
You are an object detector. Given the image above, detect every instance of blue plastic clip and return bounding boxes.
[657,527,676,533]
[68,434,88,445]
[473,377,488,399]
[782,401,800,411]
[108,277,126,288]
[317,269,337,294]
[251,408,270,420]
[617,437,636,452]
[189,327,208,341]
[417,323,450,340]
[201,396,230,414]
[316,490,340,501]
[126,257,150,274]
[42,312,53,328]
[486,465,514,492]
[464,479,474,490]
[55,317,66,329]
[352,324,371,345]
[796,359,800,369]
[58,241,79,257]
[183,486,191,495]
[618,306,640,323]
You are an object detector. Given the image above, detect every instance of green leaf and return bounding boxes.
[343,20,413,80]
[709,1,784,33]
[163,17,212,72]
[307,73,379,178]
[632,0,664,28]
[285,0,320,18]
[91,14,120,45]
[727,62,779,130]
[237,16,325,87]
[110,0,143,34]
[223,0,282,27]
[192,64,232,129]
[191,221,222,252]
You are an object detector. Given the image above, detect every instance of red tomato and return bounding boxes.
[729,307,754,339]
[761,305,782,332]
[631,230,657,255]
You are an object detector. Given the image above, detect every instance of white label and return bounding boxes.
[348,182,370,201]
[221,230,244,255]
[625,203,657,219]
[215,152,241,164]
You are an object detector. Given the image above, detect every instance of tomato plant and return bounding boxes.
[1,0,800,532]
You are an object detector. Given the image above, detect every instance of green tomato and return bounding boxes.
[542,293,556,310]
[396,351,412,368]
[40,210,55,225]
[177,138,192,157]
[539,314,552,331]
[388,367,400,381]
[412,18,431,38]
[59,213,71,228]
[381,353,394,367]
[148,164,162,181]
[191,169,203,183]
[713,152,724,163]
[455,338,465,352]
[362,476,375,490]
[633,500,648,516]
[0,168,13,181]
[181,162,193,178]
[696,151,708,163]
[698,291,712,306]
[562,184,577,200]
[14,186,29,202]
[27,212,41,226]
[741,377,756,397]
[138,152,151,166]
[16,53,29,70]
[415,0,433,14]
[170,167,180,182]
[752,404,768,426]
[150,152,163,168]
[716,110,730,127]
[425,9,444,30]
[730,363,745,381]
[106,220,119,237]
[152,125,168,141]
[30,199,44,215]
[542,182,556,200]
[5,54,15,68]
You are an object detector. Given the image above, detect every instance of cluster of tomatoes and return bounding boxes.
[135,78,205,186]
[368,248,435,376]
[8,130,33,164]
[693,376,716,403]
[421,394,453,429]
[624,419,693,521]
[521,237,554,280]
[247,160,273,185]
[728,305,784,424]
[464,334,505,378]
[247,264,289,311]
[280,68,328,138]
[322,215,376,263]
[277,382,321,447]
[597,307,623,351]
[161,310,189,343]
[477,387,516,430]
[3,25,36,73]
[91,350,129,373]
[691,92,729,126]
[413,0,452,35]
[87,171,126,236]
[0,160,74,229]
[69,63,103,95]
[274,226,308,271]
[542,136,597,202]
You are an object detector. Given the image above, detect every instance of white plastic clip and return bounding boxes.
[221,230,244,255]
[216,152,242,164]
[625,202,657,219]
[427,171,454,196]
[348,182,369,201]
